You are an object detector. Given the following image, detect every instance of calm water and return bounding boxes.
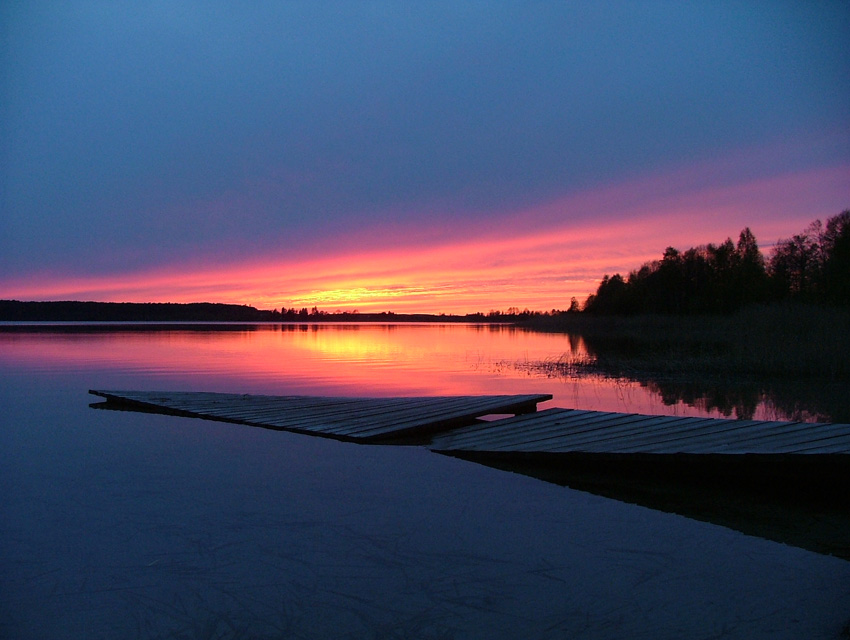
[0,322,824,420]
[1,324,848,639]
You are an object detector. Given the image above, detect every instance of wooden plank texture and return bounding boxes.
[89,390,552,443]
[430,407,850,455]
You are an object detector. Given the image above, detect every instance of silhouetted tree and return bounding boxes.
[765,211,849,305]
[769,220,824,301]
[821,210,850,305]
[584,274,632,314]
[654,247,687,313]
[732,227,770,307]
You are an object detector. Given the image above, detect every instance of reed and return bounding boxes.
[525,304,850,380]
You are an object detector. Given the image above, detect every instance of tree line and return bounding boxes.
[582,210,850,315]
[0,301,514,323]
[0,301,278,322]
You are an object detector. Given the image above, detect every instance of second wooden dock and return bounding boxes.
[429,407,850,455]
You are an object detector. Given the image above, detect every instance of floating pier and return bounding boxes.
[89,390,551,443]
[429,406,850,508]
[428,407,850,455]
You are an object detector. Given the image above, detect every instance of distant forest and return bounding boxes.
[0,301,277,322]
[0,300,491,323]
[581,210,850,315]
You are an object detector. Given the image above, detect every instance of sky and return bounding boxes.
[2,1,848,314]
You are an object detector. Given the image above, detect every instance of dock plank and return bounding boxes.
[443,413,700,451]
[89,390,552,443]
[430,407,850,456]
[257,396,529,438]
[331,396,551,439]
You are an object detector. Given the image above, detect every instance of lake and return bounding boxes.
[1,323,848,639]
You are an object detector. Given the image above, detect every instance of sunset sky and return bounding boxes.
[2,2,848,314]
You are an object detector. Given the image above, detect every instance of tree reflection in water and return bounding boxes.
[639,377,848,423]
[527,333,850,423]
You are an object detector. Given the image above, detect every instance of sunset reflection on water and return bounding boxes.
[1,323,574,395]
[1,322,810,421]
[6,324,837,427]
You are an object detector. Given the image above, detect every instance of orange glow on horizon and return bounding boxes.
[2,162,847,314]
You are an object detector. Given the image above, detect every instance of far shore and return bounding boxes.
[4,299,848,381]
[0,300,517,324]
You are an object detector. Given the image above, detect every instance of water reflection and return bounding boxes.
[0,323,840,421]
[640,378,849,423]
[4,323,849,639]
[536,330,850,423]
[446,449,850,560]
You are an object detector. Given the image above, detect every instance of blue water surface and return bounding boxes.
[1,327,848,639]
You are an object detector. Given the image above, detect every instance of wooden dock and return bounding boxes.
[429,407,850,499]
[428,407,850,455]
[90,390,850,455]
[89,390,552,443]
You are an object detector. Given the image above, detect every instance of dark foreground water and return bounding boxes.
[1,325,848,639]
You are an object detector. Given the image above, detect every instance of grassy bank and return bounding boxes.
[525,304,850,380]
